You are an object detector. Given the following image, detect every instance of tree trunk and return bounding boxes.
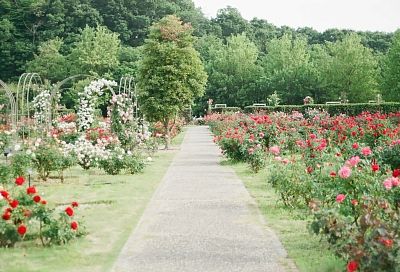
[163,119,171,150]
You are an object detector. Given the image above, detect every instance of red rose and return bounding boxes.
[33,195,41,203]
[17,224,27,236]
[330,171,337,177]
[65,207,74,217]
[41,200,47,205]
[347,260,358,272]
[71,221,78,230]
[2,212,11,220]
[393,169,400,178]
[9,199,19,209]
[71,201,79,208]
[27,186,37,195]
[352,143,359,149]
[307,166,313,174]
[1,190,9,199]
[371,164,379,172]
[15,176,25,186]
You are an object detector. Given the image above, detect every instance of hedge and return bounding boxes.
[211,107,241,113]
[244,103,400,116]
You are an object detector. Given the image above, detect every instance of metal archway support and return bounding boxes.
[0,80,17,130]
[119,76,139,119]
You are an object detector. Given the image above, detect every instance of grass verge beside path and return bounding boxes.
[0,129,187,272]
[226,161,344,272]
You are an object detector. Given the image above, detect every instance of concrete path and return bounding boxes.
[112,126,296,272]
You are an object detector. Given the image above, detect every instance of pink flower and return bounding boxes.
[361,147,372,156]
[259,132,265,138]
[346,156,361,167]
[352,143,359,149]
[338,166,352,179]
[248,148,254,155]
[282,158,289,164]
[336,194,346,203]
[274,156,282,162]
[383,178,393,190]
[269,146,280,155]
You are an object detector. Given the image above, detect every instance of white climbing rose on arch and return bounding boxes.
[77,79,117,131]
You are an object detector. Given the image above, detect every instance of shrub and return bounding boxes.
[124,152,145,174]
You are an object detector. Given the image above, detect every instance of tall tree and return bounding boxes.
[212,7,249,38]
[381,31,400,101]
[323,33,379,102]
[261,34,315,104]
[69,25,120,76]
[138,15,207,148]
[207,34,262,106]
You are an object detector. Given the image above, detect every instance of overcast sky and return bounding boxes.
[192,0,400,32]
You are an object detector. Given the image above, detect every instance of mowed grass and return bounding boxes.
[226,161,345,272]
[0,129,186,272]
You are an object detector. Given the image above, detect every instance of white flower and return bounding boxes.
[14,144,21,151]
[147,157,152,162]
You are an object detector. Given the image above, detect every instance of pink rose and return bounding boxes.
[338,166,352,179]
[336,194,346,203]
[269,146,280,155]
[361,147,372,156]
[346,156,361,167]
[383,178,393,190]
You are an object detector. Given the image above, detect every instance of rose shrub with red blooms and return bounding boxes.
[0,177,85,247]
[206,111,400,271]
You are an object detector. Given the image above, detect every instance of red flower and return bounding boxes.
[330,171,337,177]
[393,169,400,178]
[351,199,359,206]
[71,221,78,230]
[15,176,25,186]
[9,199,19,209]
[371,163,379,172]
[26,186,37,195]
[65,207,74,217]
[347,260,358,272]
[17,224,27,236]
[382,238,394,248]
[307,166,313,174]
[2,212,11,220]
[41,200,47,205]
[33,195,41,203]
[352,143,359,149]
[1,190,9,199]
[71,201,79,208]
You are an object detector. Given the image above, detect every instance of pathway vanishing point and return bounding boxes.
[112,126,297,272]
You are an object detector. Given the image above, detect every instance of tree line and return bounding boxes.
[0,1,399,112]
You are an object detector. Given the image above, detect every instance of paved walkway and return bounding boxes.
[112,126,296,272]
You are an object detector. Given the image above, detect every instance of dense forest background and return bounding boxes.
[1,0,399,112]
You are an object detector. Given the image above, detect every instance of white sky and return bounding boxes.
[192,0,400,32]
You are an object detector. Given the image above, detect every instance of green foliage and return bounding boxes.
[381,31,400,102]
[124,152,145,175]
[11,152,33,178]
[138,15,207,147]
[32,144,76,181]
[322,34,379,102]
[244,102,400,116]
[69,25,120,76]
[25,38,68,82]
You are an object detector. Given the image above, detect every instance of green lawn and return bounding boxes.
[0,129,186,272]
[226,161,345,272]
